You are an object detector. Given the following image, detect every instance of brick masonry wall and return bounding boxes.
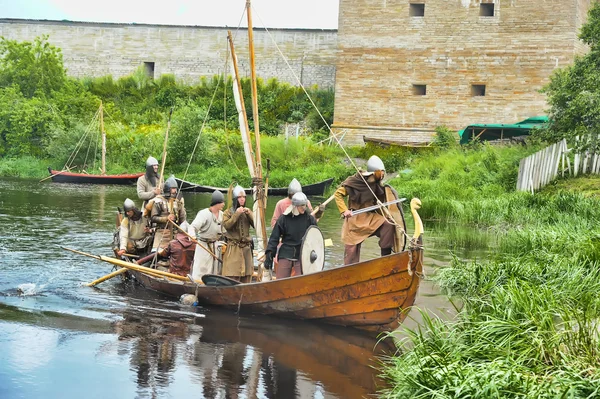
[0,19,337,89]
[333,0,592,145]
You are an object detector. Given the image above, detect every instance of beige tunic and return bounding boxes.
[188,208,224,280]
[222,208,254,277]
[119,215,151,252]
[334,185,385,246]
[137,175,158,208]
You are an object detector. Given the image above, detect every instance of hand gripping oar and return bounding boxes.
[168,220,222,263]
[62,247,191,283]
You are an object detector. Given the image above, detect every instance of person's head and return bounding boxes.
[163,175,178,197]
[287,178,302,199]
[210,190,225,211]
[291,192,308,214]
[146,156,159,174]
[232,185,246,208]
[366,155,385,181]
[123,198,136,217]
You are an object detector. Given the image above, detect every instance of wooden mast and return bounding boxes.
[100,101,106,175]
[246,0,268,253]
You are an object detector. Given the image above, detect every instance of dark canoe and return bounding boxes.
[128,242,423,333]
[47,167,144,185]
[176,177,334,196]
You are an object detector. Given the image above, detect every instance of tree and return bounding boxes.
[540,2,600,146]
[0,35,67,98]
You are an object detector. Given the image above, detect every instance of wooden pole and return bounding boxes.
[100,101,106,175]
[311,193,336,216]
[158,107,174,190]
[62,246,190,282]
[86,268,128,287]
[246,0,268,252]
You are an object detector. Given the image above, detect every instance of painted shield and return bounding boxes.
[300,225,325,274]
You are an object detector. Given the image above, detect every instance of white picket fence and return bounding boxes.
[517,136,600,192]
[517,139,568,192]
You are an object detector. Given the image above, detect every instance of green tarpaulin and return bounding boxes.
[458,116,548,145]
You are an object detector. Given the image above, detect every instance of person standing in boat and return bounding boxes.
[334,155,395,265]
[270,179,324,227]
[188,190,225,280]
[137,156,161,209]
[150,175,186,252]
[222,185,254,283]
[117,198,152,257]
[264,192,317,279]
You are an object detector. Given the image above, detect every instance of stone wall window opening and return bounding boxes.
[144,62,155,79]
[480,3,495,17]
[409,3,425,17]
[471,84,486,96]
[412,84,427,96]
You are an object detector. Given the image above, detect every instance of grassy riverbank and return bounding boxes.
[380,147,600,398]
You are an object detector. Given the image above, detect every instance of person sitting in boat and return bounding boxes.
[264,192,317,279]
[117,198,152,257]
[137,156,161,209]
[188,190,225,280]
[157,221,195,277]
[222,185,254,283]
[150,175,186,252]
[334,155,395,265]
[270,178,324,228]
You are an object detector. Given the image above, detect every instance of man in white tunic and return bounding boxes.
[188,190,225,280]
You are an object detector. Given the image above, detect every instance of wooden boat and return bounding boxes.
[47,167,143,185]
[129,198,423,333]
[46,102,143,185]
[176,177,334,196]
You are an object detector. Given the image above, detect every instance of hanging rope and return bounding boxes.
[64,107,101,170]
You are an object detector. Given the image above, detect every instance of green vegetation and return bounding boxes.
[0,35,335,184]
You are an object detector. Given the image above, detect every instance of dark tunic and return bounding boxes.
[266,211,317,260]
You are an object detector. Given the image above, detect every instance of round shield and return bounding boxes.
[300,225,325,274]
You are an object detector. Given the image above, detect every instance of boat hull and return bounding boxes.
[176,178,334,196]
[129,248,423,332]
[48,168,143,185]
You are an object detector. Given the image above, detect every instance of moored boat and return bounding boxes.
[47,167,143,185]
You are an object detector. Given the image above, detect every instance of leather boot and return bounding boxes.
[381,247,392,256]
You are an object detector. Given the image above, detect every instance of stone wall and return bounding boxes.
[0,19,337,89]
[333,0,592,145]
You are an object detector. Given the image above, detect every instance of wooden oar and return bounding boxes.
[169,220,221,263]
[86,268,128,287]
[62,246,190,282]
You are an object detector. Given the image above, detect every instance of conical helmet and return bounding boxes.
[146,156,159,167]
[291,192,308,207]
[366,155,385,172]
[123,198,136,212]
[288,178,302,195]
[163,175,177,193]
[232,185,245,198]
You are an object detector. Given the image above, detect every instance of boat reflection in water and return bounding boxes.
[114,305,394,398]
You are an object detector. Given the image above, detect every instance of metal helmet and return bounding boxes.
[146,156,159,167]
[123,198,136,212]
[210,190,225,206]
[232,185,245,198]
[366,155,385,173]
[163,175,177,193]
[291,192,308,207]
[288,178,302,196]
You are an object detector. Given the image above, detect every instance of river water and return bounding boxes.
[0,178,492,399]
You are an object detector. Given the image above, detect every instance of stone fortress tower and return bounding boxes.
[332,0,592,145]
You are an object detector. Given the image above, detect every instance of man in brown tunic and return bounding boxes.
[222,185,254,283]
[150,175,186,251]
[334,155,395,265]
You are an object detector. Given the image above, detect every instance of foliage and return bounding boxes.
[431,125,459,149]
[540,2,600,147]
[0,35,66,98]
